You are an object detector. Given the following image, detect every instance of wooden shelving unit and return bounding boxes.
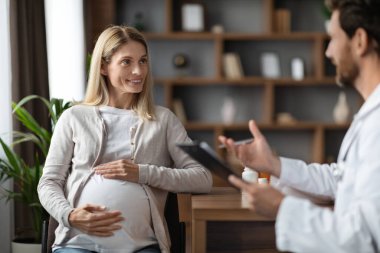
[85,0,361,187]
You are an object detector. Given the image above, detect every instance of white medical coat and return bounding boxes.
[275,84,380,253]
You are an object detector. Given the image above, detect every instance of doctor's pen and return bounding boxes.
[218,138,254,149]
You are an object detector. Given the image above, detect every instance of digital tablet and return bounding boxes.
[177,141,240,186]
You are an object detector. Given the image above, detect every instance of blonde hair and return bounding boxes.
[83,25,155,119]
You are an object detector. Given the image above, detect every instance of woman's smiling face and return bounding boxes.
[102,40,148,95]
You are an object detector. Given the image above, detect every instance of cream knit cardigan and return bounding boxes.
[38,105,212,253]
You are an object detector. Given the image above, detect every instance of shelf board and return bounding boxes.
[154,77,336,85]
[323,123,351,129]
[184,122,350,131]
[144,32,328,41]
[268,77,336,85]
[144,32,216,40]
[222,32,327,41]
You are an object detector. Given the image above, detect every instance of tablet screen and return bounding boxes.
[177,141,240,185]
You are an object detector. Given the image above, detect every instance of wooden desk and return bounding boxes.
[190,187,278,253]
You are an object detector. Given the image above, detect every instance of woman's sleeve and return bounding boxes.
[37,109,75,227]
[138,110,212,193]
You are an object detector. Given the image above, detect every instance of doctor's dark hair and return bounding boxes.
[84,25,155,120]
[325,0,380,55]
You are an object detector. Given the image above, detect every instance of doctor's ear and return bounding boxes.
[353,28,371,57]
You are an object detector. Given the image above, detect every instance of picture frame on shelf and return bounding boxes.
[172,99,188,124]
[223,53,244,79]
[291,57,305,80]
[261,52,281,78]
[274,8,291,33]
[181,3,205,32]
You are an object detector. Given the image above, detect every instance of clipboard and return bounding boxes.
[177,141,240,187]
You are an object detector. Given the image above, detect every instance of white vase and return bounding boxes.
[325,19,331,33]
[221,97,236,124]
[12,241,41,253]
[333,91,350,123]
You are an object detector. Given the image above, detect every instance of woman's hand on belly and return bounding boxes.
[68,204,124,237]
[94,159,139,183]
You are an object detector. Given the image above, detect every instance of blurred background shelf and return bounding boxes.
[85,0,362,186]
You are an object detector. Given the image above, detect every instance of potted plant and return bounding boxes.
[0,95,71,252]
[321,1,332,32]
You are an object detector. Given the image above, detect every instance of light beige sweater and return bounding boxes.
[37,105,213,253]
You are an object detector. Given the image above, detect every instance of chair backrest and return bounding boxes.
[42,192,185,253]
[41,215,57,253]
[165,192,186,253]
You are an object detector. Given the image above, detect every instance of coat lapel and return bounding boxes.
[338,84,380,162]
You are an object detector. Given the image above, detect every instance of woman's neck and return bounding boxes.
[108,93,134,109]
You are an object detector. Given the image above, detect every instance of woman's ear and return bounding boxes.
[100,63,108,76]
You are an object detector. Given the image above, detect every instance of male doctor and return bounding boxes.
[219,0,380,252]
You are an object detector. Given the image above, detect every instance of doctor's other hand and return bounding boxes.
[229,175,284,219]
[218,120,281,177]
[69,204,124,236]
[94,159,139,182]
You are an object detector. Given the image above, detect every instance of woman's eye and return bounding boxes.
[121,59,131,65]
[139,58,148,64]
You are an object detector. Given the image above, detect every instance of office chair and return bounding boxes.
[41,192,186,253]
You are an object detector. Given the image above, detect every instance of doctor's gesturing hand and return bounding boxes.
[218,119,284,219]
[228,175,284,219]
[218,120,281,178]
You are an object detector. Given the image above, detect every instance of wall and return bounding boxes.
[0,0,14,252]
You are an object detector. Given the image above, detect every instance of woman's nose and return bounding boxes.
[131,64,142,75]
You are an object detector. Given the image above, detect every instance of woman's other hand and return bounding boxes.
[94,159,139,182]
[69,204,124,236]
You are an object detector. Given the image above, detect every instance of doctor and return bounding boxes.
[219,0,380,252]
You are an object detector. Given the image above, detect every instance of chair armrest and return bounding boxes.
[177,193,192,253]
[177,193,192,223]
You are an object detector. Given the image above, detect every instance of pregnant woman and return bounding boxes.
[38,25,212,253]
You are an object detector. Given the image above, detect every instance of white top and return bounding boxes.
[60,106,157,252]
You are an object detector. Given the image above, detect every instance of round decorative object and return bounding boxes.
[211,24,224,34]
[172,53,189,69]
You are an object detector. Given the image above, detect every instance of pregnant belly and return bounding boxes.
[77,174,150,213]
[73,174,156,249]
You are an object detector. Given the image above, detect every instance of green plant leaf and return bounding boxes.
[13,95,52,116]
[12,131,47,157]
[12,102,52,151]
[50,98,72,131]
[0,138,22,178]
[1,95,72,242]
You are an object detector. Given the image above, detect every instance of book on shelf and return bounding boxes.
[274,9,291,33]
[172,99,187,124]
[223,53,244,79]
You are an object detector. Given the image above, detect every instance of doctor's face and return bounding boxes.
[325,11,359,88]
[102,40,148,95]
